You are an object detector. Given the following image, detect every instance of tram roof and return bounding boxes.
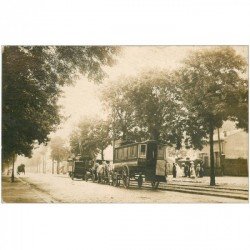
[114,140,165,149]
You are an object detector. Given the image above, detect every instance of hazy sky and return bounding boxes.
[54,45,248,140]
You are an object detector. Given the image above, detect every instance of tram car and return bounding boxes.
[112,140,167,189]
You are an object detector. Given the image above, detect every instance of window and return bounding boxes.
[118,148,123,160]
[116,149,119,160]
[124,147,128,159]
[139,144,147,158]
[134,145,138,157]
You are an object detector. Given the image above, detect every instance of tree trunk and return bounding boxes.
[209,121,216,186]
[11,153,15,182]
[151,129,159,141]
[57,161,59,174]
[52,159,54,174]
[101,149,104,161]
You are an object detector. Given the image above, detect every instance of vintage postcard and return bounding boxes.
[1,46,248,203]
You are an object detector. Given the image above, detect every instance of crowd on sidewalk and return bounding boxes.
[172,161,205,179]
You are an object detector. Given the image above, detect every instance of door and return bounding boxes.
[145,142,158,181]
[156,145,166,176]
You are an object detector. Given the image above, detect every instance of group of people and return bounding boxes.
[172,161,204,178]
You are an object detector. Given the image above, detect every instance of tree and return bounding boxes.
[89,119,112,160]
[70,117,112,160]
[178,46,248,186]
[2,46,120,170]
[102,77,137,142]
[70,117,97,158]
[102,71,184,147]
[50,136,69,174]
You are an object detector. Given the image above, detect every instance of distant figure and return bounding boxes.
[181,163,186,177]
[184,163,189,177]
[196,163,201,178]
[189,162,196,178]
[187,163,191,177]
[199,161,204,178]
[17,164,25,175]
[172,163,177,178]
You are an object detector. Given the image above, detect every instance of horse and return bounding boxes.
[96,162,109,184]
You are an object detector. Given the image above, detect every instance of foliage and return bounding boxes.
[179,46,248,145]
[2,46,120,163]
[50,136,69,163]
[102,71,184,148]
[102,77,138,141]
[69,117,111,159]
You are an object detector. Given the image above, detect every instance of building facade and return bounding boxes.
[199,122,248,176]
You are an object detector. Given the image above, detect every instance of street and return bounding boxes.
[2,173,248,203]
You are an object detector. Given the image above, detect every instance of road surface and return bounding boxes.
[2,173,248,203]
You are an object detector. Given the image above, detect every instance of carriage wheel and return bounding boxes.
[151,181,160,189]
[122,168,130,189]
[138,175,143,188]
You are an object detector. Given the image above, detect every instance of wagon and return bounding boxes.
[112,140,167,189]
[68,156,92,180]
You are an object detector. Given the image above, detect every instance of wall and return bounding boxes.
[223,158,248,176]
[224,131,248,159]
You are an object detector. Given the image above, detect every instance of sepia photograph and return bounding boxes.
[1,2,250,250]
[1,45,248,203]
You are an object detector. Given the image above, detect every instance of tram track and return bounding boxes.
[126,180,248,200]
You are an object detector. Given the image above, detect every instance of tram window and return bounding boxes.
[128,146,132,159]
[134,145,138,157]
[118,148,123,160]
[139,144,147,158]
[128,146,136,158]
[124,147,128,159]
[130,146,135,158]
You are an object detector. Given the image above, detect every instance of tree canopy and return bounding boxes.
[102,70,184,147]
[178,46,248,185]
[69,117,111,159]
[2,46,120,163]
[50,136,69,164]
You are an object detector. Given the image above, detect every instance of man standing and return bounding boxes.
[172,163,177,178]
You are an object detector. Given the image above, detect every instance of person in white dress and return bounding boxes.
[189,162,196,178]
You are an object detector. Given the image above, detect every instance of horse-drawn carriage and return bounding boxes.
[17,164,25,175]
[68,140,167,190]
[112,140,167,189]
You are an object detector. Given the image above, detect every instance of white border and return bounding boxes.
[1,1,250,250]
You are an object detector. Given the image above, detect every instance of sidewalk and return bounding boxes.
[167,175,248,190]
[1,176,48,203]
